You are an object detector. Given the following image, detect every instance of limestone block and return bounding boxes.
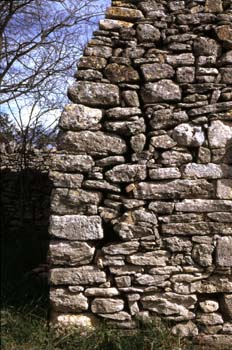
[165,237,192,252]
[188,101,232,116]
[148,201,174,214]
[50,288,88,312]
[162,222,232,236]
[49,241,95,266]
[215,25,232,46]
[68,82,120,107]
[50,154,94,173]
[200,301,219,313]
[205,0,223,13]
[194,37,221,56]
[173,124,205,147]
[50,266,107,286]
[149,168,181,180]
[133,180,214,200]
[150,135,177,149]
[150,109,188,130]
[51,188,102,215]
[197,313,223,326]
[58,131,127,156]
[198,276,232,293]
[51,313,98,331]
[100,19,134,30]
[106,7,144,21]
[137,24,160,42]
[221,294,232,319]
[192,244,214,267]
[220,68,232,84]
[130,133,146,152]
[176,67,195,83]
[122,90,140,107]
[105,164,146,183]
[141,80,181,103]
[83,180,121,193]
[49,215,103,241]
[102,241,139,255]
[84,45,112,59]
[176,199,232,212]
[84,288,119,297]
[104,63,139,83]
[216,237,232,267]
[78,56,107,70]
[182,163,232,179]
[127,251,169,266]
[59,104,102,131]
[98,312,131,321]
[172,321,198,337]
[104,118,145,136]
[217,179,232,199]
[161,150,193,166]
[105,107,141,119]
[166,53,195,66]
[91,298,124,314]
[141,63,174,81]
[50,172,83,188]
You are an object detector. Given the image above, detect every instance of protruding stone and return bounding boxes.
[68,82,120,107]
[91,298,124,314]
[173,124,205,147]
[141,80,181,103]
[49,215,103,241]
[106,7,144,21]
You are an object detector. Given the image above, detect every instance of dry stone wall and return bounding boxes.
[49,0,232,347]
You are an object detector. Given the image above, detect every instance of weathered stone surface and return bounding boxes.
[106,164,146,183]
[150,135,177,149]
[200,301,219,313]
[59,104,102,131]
[182,163,232,179]
[166,53,195,66]
[205,0,223,13]
[50,266,106,285]
[176,199,232,212]
[68,82,120,107]
[221,294,232,319]
[85,288,119,297]
[215,25,232,45]
[173,124,205,147]
[51,313,98,330]
[106,107,141,120]
[99,312,131,321]
[165,237,192,252]
[127,251,169,266]
[59,131,127,156]
[149,168,181,180]
[192,244,214,267]
[50,288,88,312]
[150,109,188,130]
[208,121,232,148]
[216,237,232,267]
[130,133,146,152]
[141,80,181,103]
[91,298,124,314]
[137,24,160,43]
[78,56,107,70]
[172,321,198,337]
[50,172,83,188]
[188,101,232,116]
[177,67,195,83]
[162,222,232,236]
[194,37,221,56]
[51,188,102,215]
[105,63,139,84]
[102,241,139,256]
[217,179,232,199]
[161,150,193,166]
[197,313,224,326]
[194,335,232,350]
[49,215,103,241]
[198,276,232,293]
[106,7,144,21]
[83,180,121,193]
[100,19,134,30]
[50,154,94,173]
[104,118,145,136]
[49,241,95,266]
[148,201,174,214]
[84,45,112,59]
[141,64,174,81]
[133,180,214,200]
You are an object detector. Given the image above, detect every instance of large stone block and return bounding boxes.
[127,251,169,266]
[59,104,102,131]
[105,164,146,183]
[182,163,232,179]
[58,131,127,156]
[133,180,214,200]
[141,80,181,103]
[50,266,106,285]
[216,237,232,267]
[217,179,232,199]
[49,241,95,266]
[50,288,88,312]
[51,188,102,215]
[104,63,139,83]
[68,82,120,107]
[91,298,124,314]
[162,222,232,235]
[141,63,174,81]
[175,199,232,212]
[106,7,144,21]
[208,120,232,148]
[50,154,94,173]
[49,215,103,240]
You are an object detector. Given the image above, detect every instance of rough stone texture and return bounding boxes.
[50,288,88,312]
[48,0,232,345]
[49,215,103,240]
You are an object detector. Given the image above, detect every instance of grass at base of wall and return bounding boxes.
[1,304,187,350]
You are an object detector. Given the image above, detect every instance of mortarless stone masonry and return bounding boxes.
[48,0,232,348]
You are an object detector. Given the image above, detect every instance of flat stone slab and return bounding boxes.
[50,266,106,285]
[141,80,181,103]
[49,215,103,241]
[58,131,127,156]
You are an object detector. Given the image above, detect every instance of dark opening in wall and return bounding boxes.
[0,169,53,308]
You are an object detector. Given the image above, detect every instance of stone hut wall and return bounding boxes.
[48,0,232,347]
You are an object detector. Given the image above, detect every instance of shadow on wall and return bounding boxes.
[0,169,53,307]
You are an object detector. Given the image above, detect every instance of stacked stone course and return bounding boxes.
[49,0,232,348]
